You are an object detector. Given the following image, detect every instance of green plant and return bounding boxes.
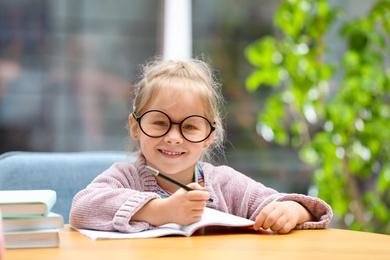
[245,0,390,233]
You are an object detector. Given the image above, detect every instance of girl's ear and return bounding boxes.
[203,132,214,149]
[129,114,140,140]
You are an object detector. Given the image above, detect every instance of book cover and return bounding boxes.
[3,212,64,232]
[4,229,60,249]
[0,190,57,218]
[74,207,258,240]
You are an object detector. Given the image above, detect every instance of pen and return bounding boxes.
[145,166,214,203]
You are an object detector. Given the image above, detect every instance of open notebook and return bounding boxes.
[73,207,260,240]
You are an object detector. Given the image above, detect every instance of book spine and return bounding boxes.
[46,192,57,215]
[0,210,5,257]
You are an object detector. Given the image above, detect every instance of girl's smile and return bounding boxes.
[159,149,185,157]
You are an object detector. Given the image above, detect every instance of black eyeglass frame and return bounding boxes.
[132,110,215,143]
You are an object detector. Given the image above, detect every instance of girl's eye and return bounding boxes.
[155,121,169,127]
[183,124,197,130]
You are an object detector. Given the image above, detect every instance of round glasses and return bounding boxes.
[132,110,215,143]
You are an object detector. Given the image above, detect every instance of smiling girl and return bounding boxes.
[70,58,332,233]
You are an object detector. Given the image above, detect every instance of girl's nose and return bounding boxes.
[163,125,183,144]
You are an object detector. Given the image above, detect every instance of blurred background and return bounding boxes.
[0,0,388,232]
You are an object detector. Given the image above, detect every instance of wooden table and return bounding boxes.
[4,225,390,260]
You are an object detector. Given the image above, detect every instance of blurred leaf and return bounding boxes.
[377,163,390,194]
[245,37,277,68]
[275,0,308,37]
[326,102,355,128]
[343,51,360,68]
[300,145,319,165]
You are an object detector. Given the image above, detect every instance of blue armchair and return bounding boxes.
[0,151,130,223]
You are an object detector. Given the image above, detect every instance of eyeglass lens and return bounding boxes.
[139,111,212,142]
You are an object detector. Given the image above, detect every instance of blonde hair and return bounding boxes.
[128,57,225,162]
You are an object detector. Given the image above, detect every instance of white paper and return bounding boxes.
[73,207,255,240]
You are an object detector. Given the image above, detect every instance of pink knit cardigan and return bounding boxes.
[70,156,333,232]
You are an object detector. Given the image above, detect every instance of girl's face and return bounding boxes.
[130,88,213,182]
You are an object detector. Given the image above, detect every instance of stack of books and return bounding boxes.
[0,190,64,249]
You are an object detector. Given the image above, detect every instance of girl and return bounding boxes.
[70,58,332,234]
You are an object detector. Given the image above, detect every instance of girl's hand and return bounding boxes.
[253,201,314,234]
[132,183,210,226]
[163,183,210,225]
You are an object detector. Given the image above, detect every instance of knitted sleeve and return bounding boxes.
[69,161,160,233]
